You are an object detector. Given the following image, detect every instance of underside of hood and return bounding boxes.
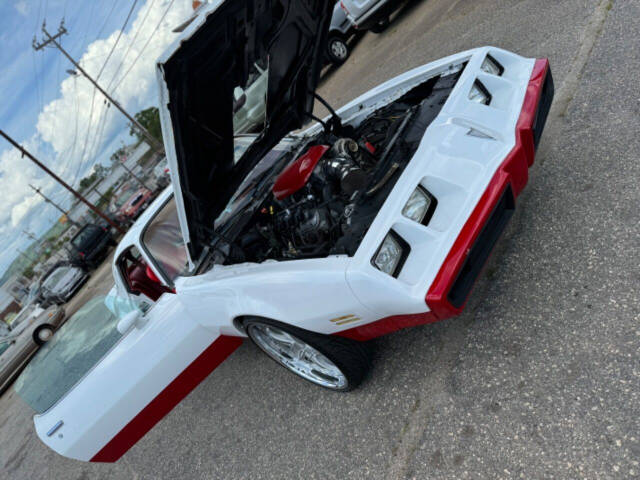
[158,0,334,262]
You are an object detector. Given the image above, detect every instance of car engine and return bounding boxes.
[211,65,466,266]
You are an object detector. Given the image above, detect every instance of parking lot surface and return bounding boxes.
[1,1,638,479]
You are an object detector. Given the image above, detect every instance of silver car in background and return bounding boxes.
[39,264,89,306]
[326,2,356,65]
[340,0,402,32]
[0,303,66,395]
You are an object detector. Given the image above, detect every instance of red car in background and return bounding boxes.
[117,187,153,223]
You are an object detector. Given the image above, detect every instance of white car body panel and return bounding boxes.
[32,45,549,462]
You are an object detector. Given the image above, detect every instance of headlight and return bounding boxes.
[372,231,409,277]
[481,54,504,76]
[469,80,491,105]
[402,186,436,225]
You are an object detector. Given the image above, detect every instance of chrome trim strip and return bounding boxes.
[47,420,63,437]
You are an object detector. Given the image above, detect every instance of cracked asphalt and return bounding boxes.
[1,0,638,478]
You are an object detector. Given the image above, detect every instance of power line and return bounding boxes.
[112,0,176,94]
[105,0,158,93]
[33,22,164,154]
[29,184,80,227]
[93,0,124,42]
[89,0,161,166]
[96,0,140,81]
[0,129,124,234]
[75,0,141,175]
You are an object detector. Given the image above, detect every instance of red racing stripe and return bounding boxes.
[426,58,549,320]
[90,335,243,463]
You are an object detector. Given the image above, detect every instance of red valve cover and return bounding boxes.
[272,145,330,200]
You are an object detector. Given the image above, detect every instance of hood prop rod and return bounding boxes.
[304,112,330,133]
[312,92,343,134]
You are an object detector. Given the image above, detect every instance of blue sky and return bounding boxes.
[0,0,191,278]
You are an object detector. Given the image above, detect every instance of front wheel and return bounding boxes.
[33,324,55,346]
[326,35,350,65]
[245,319,372,391]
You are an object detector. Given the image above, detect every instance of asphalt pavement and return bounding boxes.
[1,0,638,479]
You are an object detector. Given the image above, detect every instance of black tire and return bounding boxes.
[370,17,390,34]
[244,318,372,391]
[33,324,55,346]
[326,35,350,65]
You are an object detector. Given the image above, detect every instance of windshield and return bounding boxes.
[71,226,99,248]
[42,267,71,289]
[0,341,10,357]
[14,295,135,413]
[142,198,189,282]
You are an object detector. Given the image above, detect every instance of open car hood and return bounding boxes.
[157,0,334,263]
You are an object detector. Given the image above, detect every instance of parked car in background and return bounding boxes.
[340,0,402,33]
[68,224,115,269]
[326,2,356,65]
[0,303,65,395]
[153,162,171,192]
[39,264,89,306]
[117,187,154,223]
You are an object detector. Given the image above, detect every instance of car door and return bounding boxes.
[23,203,243,462]
[21,285,243,462]
[0,340,17,390]
[0,333,36,393]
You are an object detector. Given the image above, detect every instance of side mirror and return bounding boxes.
[116,310,142,334]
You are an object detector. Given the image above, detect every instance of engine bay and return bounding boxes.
[207,66,465,268]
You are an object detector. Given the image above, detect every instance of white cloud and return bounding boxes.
[36,0,191,164]
[1,0,192,243]
[11,194,42,227]
[14,1,28,16]
[0,136,53,227]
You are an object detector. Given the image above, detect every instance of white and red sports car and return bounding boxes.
[22,0,553,463]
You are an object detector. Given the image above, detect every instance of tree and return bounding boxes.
[129,107,163,144]
[111,146,127,165]
[78,172,98,191]
[93,163,109,177]
[22,265,35,280]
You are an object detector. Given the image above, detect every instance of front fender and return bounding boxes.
[177,257,377,336]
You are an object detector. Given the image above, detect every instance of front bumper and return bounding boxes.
[340,53,553,341]
[428,59,553,319]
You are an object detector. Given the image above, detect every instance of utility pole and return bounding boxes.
[117,142,151,190]
[0,130,125,234]
[28,184,79,226]
[22,230,38,242]
[33,20,165,155]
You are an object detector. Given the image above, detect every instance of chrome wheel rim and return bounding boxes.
[248,324,347,389]
[330,40,348,60]
[38,328,53,342]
